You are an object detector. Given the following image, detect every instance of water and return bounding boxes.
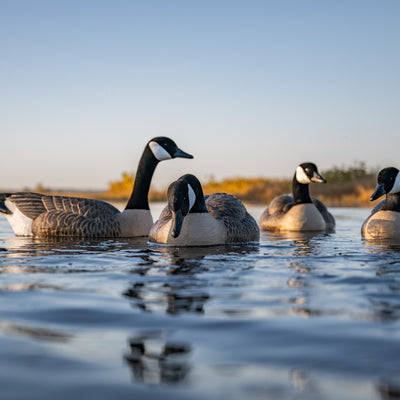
[1,204,400,400]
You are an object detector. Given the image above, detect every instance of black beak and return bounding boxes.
[311,171,327,184]
[171,209,185,238]
[173,147,193,159]
[370,183,386,201]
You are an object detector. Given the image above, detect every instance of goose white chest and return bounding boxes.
[362,210,400,240]
[281,204,326,231]
[116,209,153,237]
[150,213,226,246]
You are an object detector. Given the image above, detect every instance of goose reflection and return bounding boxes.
[262,230,331,257]
[0,321,72,343]
[363,237,400,254]
[3,235,149,256]
[124,332,191,385]
[129,242,259,275]
[149,242,259,265]
[123,281,210,315]
[361,240,400,322]
[124,244,258,315]
[377,381,400,399]
[0,235,151,274]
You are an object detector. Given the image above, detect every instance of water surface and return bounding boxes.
[1,205,400,400]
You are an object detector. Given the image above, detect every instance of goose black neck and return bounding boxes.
[383,193,400,212]
[189,190,208,214]
[125,146,158,210]
[292,174,312,204]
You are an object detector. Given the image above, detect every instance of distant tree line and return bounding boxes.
[321,161,376,183]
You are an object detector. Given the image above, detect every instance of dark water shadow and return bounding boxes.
[377,381,400,399]
[124,331,191,385]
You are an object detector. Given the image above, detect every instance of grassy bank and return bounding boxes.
[8,163,379,207]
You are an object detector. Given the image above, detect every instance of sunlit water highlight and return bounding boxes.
[1,204,400,400]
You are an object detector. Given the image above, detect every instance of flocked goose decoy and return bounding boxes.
[149,174,260,246]
[362,167,400,239]
[259,162,335,232]
[0,137,192,237]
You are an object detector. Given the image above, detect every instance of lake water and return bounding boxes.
[1,204,400,400]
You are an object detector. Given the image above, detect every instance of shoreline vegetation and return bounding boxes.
[8,162,379,208]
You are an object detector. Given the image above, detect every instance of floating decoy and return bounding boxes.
[0,137,192,237]
[362,167,400,239]
[259,162,335,232]
[149,174,260,246]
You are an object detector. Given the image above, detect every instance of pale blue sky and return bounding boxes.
[1,0,399,190]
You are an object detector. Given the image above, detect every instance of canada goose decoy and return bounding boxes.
[149,174,260,246]
[0,137,193,237]
[362,167,400,239]
[259,162,335,232]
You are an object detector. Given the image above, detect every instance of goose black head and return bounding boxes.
[148,137,193,161]
[370,167,400,201]
[295,162,327,184]
[167,174,203,238]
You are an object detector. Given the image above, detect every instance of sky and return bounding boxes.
[1,0,399,190]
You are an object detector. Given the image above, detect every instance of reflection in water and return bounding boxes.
[3,235,149,257]
[261,230,331,257]
[0,235,152,275]
[363,238,400,254]
[124,332,191,385]
[0,282,63,291]
[150,243,259,266]
[377,381,400,399]
[361,239,400,323]
[1,208,400,399]
[368,295,400,323]
[0,322,72,342]
[124,282,209,314]
[290,369,319,394]
[124,244,258,315]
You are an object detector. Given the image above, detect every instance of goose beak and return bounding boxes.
[370,183,385,201]
[171,209,185,238]
[173,148,193,159]
[311,172,326,183]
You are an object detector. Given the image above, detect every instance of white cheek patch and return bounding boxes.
[389,173,400,194]
[188,184,196,210]
[296,166,311,184]
[149,141,172,161]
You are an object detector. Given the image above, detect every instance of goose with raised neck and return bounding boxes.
[0,137,193,237]
[259,162,335,232]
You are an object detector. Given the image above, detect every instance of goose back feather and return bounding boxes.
[205,193,259,243]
